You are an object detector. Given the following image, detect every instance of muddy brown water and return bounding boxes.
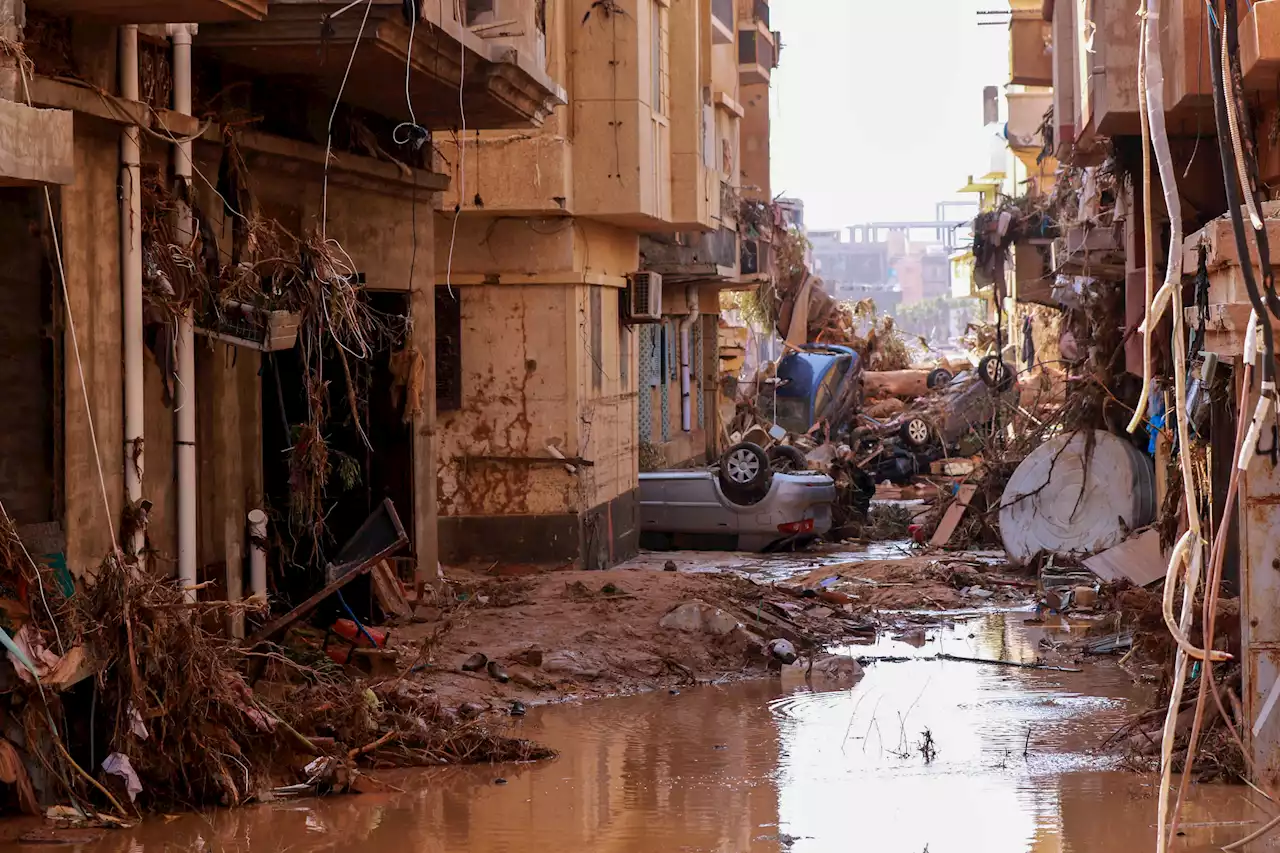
[3,612,1271,852]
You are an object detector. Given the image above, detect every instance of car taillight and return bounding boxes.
[777,519,814,535]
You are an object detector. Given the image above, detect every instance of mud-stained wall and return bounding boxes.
[438,214,638,284]
[61,121,124,575]
[571,284,639,511]
[436,283,578,518]
[59,124,439,585]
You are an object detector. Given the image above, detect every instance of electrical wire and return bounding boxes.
[321,0,376,237]
[1209,7,1277,388]
[443,0,467,299]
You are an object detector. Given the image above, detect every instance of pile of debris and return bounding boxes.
[0,513,549,820]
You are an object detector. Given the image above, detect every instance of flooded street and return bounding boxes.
[9,611,1272,853]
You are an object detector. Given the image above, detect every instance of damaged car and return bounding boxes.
[856,360,1018,485]
[639,441,837,551]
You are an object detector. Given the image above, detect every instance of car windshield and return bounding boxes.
[775,397,809,435]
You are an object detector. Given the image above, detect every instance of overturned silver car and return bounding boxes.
[639,442,836,551]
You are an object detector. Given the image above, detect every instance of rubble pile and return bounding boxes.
[0,516,550,818]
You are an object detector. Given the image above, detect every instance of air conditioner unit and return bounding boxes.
[626,271,663,323]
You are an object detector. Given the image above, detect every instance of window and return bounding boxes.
[435,286,462,412]
[651,0,669,117]
[465,0,496,25]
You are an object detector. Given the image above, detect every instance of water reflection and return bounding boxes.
[3,614,1269,852]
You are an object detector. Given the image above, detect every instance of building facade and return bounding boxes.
[0,0,558,624]
[432,0,777,568]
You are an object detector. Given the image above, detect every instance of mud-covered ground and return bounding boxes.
[390,547,1035,713]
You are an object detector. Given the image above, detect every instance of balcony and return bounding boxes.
[1005,91,1052,151]
[1241,0,1280,91]
[1009,10,1052,86]
[712,0,734,45]
[25,0,266,22]
[738,26,777,86]
[740,0,769,28]
[200,1,564,129]
[641,228,739,283]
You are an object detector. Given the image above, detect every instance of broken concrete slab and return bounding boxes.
[1082,529,1166,587]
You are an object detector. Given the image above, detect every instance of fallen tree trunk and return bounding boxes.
[862,369,932,399]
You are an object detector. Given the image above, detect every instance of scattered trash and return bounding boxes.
[509,701,527,717]
[487,661,511,684]
[102,753,143,803]
[461,652,489,672]
[766,638,798,665]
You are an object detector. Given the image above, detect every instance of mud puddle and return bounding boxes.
[4,613,1268,852]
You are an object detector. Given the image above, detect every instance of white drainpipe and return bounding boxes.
[678,285,700,432]
[169,23,198,603]
[120,25,144,557]
[248,509,268,604]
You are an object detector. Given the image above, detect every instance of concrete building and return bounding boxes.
[0,1,558,620]
[432,0,778,569]
[810,217,961,309]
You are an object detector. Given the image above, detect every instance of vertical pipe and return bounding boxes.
[679,285,699,432]
[169,24,198,603]
[247,509,267,603]
[120,25,144,557]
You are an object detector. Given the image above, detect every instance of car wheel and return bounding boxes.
[767,445,808,473]
[900,416,932,448]
[978,355,1014,391]
[719,442,771,496]
[926,368,953,390]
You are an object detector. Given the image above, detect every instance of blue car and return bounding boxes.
[774,344,863,438]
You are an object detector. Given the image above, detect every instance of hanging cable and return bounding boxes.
[1211,1,1279,475]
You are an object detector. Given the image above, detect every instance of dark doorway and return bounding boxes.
[261,291,414,609]
[0,189,58,528]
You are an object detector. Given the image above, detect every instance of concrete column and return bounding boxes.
[411,274,439,593]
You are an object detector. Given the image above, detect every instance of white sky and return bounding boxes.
[769,0,1009,232]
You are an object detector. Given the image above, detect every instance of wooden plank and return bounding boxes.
[371,561,412,620]
[242,560,378,649]
[930,484,978,548]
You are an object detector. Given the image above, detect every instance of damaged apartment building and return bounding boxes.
[968,0,1280,794]
[433,0,778,570]
[0,0,562,625]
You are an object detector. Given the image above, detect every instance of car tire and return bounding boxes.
[978,355,1014,392]
[926,368,953,390]
[767,445,808,473]
[719,442,771,498]
[899,416,933,448]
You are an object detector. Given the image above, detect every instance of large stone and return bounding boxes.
[659,600,740,636]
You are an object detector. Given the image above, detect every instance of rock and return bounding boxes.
[659,600,740,636]
[508,668,545,690]
[542,651,601,680]
[458,701,488,718]
[509,701,527,717]
[513,647,544,668]
[809,654,864,682]
[765,638,798,665]
[663,560,678,572]
[486,661,510,683]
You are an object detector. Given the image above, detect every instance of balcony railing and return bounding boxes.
[713,0,733,29]
[712,0,734,44]
[738,28,776,84]
[752,0,769,28]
